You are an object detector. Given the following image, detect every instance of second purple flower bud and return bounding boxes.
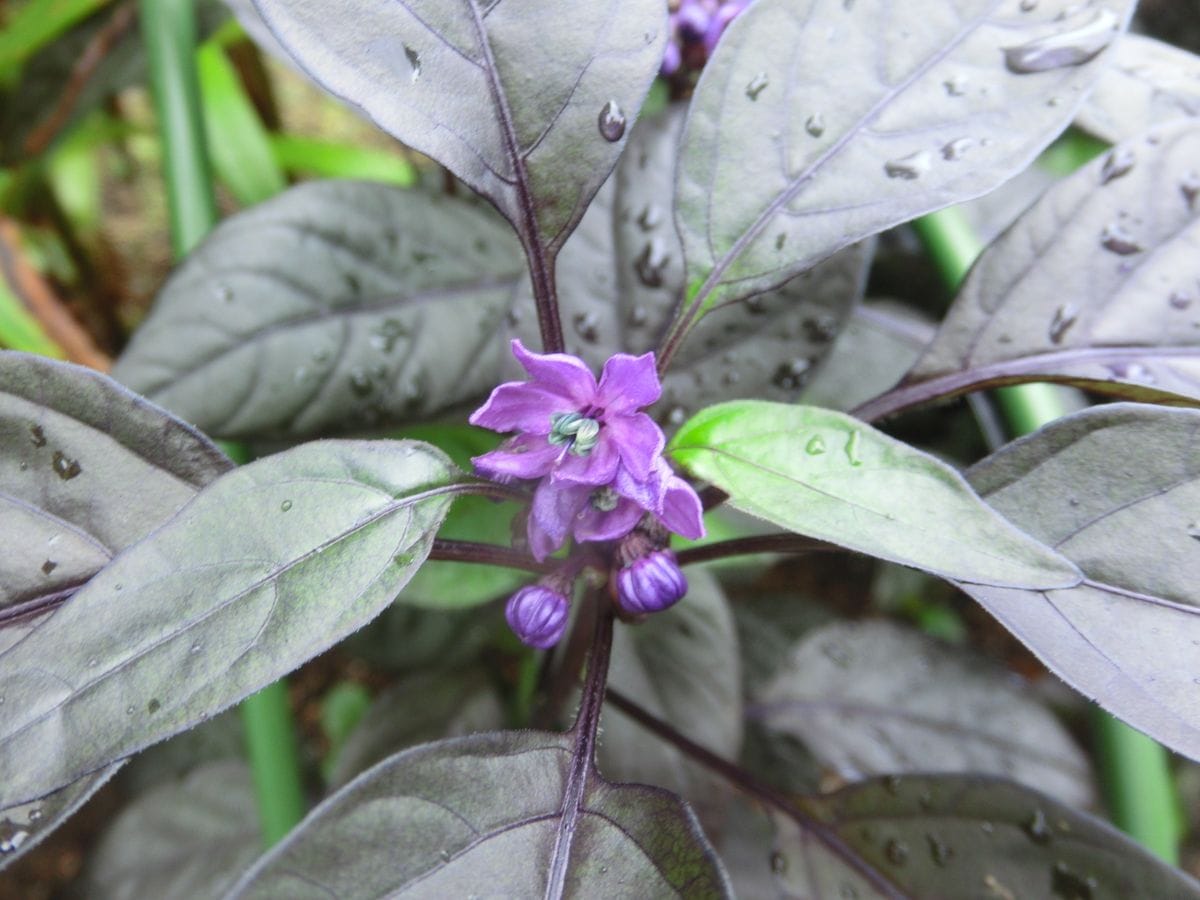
[505,584,570,649]
[616,549,688,616]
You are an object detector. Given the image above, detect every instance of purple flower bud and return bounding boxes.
[506,585,570,648]
[616,549,688,616]
[661,40,683,75]
[676,2,712,41]
[704,0,747,54]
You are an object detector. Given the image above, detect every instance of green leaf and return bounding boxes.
[248,0,664,263]
[769,774,1199,898]
[868,119,1200,419]
[669,400,1081,589]
[754,621,1093,807]
[0,351,231,612]
[0,439,457,807]
[80,761,261,900]
[668,0,1135,334]
[956,403,1200,762]
[517,105,869,422]
[1077,34,1200,144]
[111,182,525,440]
[603,570,742,828]
[227,730,731,898]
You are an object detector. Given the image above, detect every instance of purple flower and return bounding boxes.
[506,584,570,648]
[616,549,688,615]
[471,341,704,560]
[661,0,750,76]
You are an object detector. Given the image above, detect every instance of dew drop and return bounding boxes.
[28,808,43,822]
[51,451,82,480]
[883,150,932,180]
[927,834,953,866]
[0,830,29,854]
[1003,9,1119,74]
[312,346,332,364]
[1051,861,1097,900]
[349,368,374,397]
[941,137,975,161]
[573,311,600,343]
[125,705,136,716]
[805,112,826,137]
[840,885,860,899]
[598,100,627,142]
[772,358,810,390]
[29,424,46,447]
[147,698,161,714]
[1187,523,1200,542]
[769,851,786,874]
[403,44,421,82]
[843,430,864,466]
[1100,223,1143,255]
[775,232,787,250]
[1019,0,1038,10]
[1181,171,1200,209]
[214,282,234,304]
[41,559,57,575]
[745,72,769,100]
[805,435,827,455]
[190,641,203,654]
[1169,292,1192,310]
[1023,808,1053,845]
[1108,362,1154,384]
[370,318,408,353]
[1099,147,1135,184]
[943,74,968,96]
[87,658,98,668]
[627,305,649,327]
[280,500,293,512]
[634,237,671,288]
[884,838,909,866]
[1048,303,1077,344]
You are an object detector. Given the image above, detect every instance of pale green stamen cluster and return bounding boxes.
[548,411,601,456]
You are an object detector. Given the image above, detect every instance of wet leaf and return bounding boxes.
[0,764,121,871]
[668,0,1134,338]
[1077,34,1200,144]
[957,403,1200,762]
[668,400,1081,588]
[754,620,1093,806]
[227,730,731,898]
[518,105,869,424]
[770,774,1199,898]
[0,440,457,807]
[81,762,261,900]
[112,182,525,440]
[0,352,231,612]
[603,569,742,826]
[249,0,664,271]
[863,119,1200,420]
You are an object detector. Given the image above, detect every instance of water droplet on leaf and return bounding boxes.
[1048,304,1077,343]
[1003,10,1118,74]
[745,72,769,100]
[1100,223,1142,255]
[1099,147,1135,184]
[943,74,968,96]
[941,137,974,161]
[51,452,81,480]
[1051,861,1097,900]
[636,204,662,231]
[927,834,953,866]
[627,305,649,327]
[1019,0,1038,10]
[40,560,56,575]
[1023,808,1052,844]
[805,435,827,455]
[598,100,626,142]
[147,698,160,714]
[843,430,864,466]
[403,44,421,82]
[573,312,600,343]
[280,500,293,512]
[1169,292,1192,310]
[885,839,909,865]
[349,368,374,397]
[634,237,670,288]
[805,113,826,137]
[1181,171,1200,209]
[29,424,46,447]
[769,851,786,873]
[883,150,932,180]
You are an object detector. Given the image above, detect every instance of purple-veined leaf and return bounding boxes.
[666,0,1135,345]
[857,119,1200,422]
[112,182,525,440]
[248,0,665,318]
[1076,33,1200,144]
[956,403,1200,762]
[765,774,1198,898]
[668,400,1081,589]
[227,730,731,898]
[0,440,458,807]
[753,620,1094,807]
[80,762,260,900]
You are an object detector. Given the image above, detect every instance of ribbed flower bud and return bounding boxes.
[616,549,688,616]
[505,584,570,649]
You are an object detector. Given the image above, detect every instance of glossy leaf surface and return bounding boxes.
[1077,34,1200,144]
[0,440,457,807]
[228,730,731,898]
[250,0,665,261]
[669,400,1081,588]
[112,182,525,440]
[755,620,1093,806]
[957,404,1200,762]
[1,353,231,611]
[863,119,1200,420]
[671,0,1135,332]
[770,774,1199,898]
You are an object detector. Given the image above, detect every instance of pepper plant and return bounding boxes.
[3,0,1200,895]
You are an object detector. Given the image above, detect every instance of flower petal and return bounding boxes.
[473,434,561,482]
[660,475,705,540]
[603,412,664,482]
[614,461,667,514]
[528,480,590,561]
[596,352,661,413]
[551,430,620,486]
[574,496,645,543]
[469,382,572,434]
[512,339,597,406]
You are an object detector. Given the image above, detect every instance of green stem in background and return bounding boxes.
[140,0,307,846]
[913,141,1181,862]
